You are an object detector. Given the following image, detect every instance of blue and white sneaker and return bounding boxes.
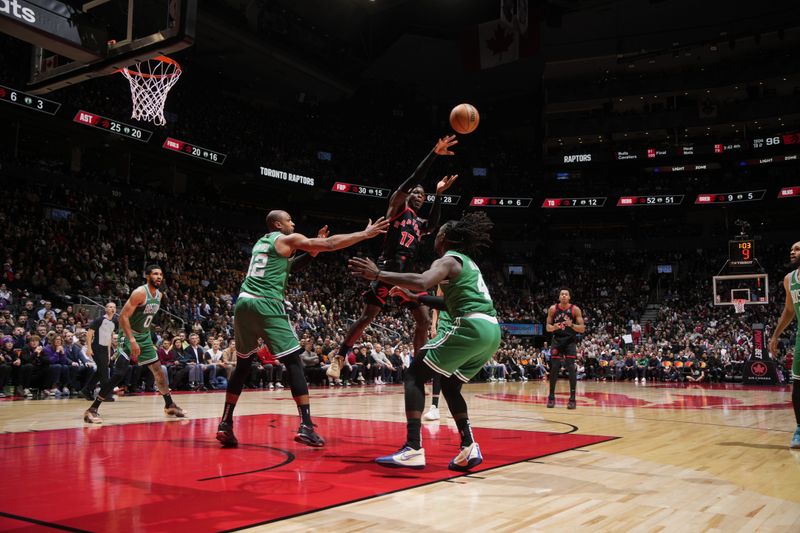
[791,427,800,449]
[448,442,483,471]
[375,446,426,469]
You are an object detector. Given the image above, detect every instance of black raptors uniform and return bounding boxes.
[551,304,578,358]
[364,206,426,307]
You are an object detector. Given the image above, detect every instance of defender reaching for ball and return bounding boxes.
[329,135,459,379]
[349,212,499,471]
[216,212,389,449]
[769,240,800,449]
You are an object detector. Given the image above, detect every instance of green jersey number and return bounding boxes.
[247,252,269,278]
[476,273,491,301]
[143,316,153,329]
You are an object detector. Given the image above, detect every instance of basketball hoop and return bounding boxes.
[120,56,181,126]
[733,299,746,314]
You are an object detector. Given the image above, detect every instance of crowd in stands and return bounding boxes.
[1,157,796,400]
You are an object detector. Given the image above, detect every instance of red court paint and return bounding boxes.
[0,414,614,532]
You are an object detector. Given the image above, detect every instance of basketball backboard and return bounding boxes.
[5,0,197,94]
[712,274,769,306]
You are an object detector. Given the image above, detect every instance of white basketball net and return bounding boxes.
[733,299,746,314]
[121,56,181,126]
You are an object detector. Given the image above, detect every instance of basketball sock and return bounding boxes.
[162,393,174,408]
[90,398,102,411]
[221,355,252,423]
[793,379,800,425]
[431,376,441,407]
[298,404,312,426]
[283,352,309,397]
[455,417,474,447]
[567,361,577,398]
[549,359,562,398]
[405,418,422,449]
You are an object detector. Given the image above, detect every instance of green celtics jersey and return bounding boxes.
[129,285,161,334]
[240,232,289,300]
[442,250,496,318]
[790,270,800,326]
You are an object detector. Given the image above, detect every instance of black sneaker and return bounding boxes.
[567,397,576,410]
[295,423,325,447]
[216,421,238,448]
[546,397,555,408]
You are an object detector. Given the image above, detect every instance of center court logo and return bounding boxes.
[0,0,36,23]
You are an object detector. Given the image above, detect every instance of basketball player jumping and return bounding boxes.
[328,135,459,379]
[350,212,499,471]
[216,212,389,448]
[768,240,800,449]
[83,265,185,423]
[545,289,585,409]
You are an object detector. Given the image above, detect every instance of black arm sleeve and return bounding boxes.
[395,150,437,194]
[418,295,447,310]
[289,253,314,272]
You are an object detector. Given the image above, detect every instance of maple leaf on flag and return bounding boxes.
[486,24,514,56]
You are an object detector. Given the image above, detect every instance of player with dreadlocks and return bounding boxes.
[349,212,500,471]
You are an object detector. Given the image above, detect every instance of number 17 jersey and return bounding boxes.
[240,232,290,301]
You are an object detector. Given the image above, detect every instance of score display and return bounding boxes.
[778,186,800,198]
[729,240,755,266]
[0,84,61,115]
[617,194,684,207]
[163,137,226,164]
[695,190,766,204]
[424,194,461,205]
[542,197,607,208]
[470,197,532,208]
[332,182,391,199]
[73,110,152,142]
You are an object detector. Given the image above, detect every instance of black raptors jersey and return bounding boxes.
[552,304,577,345]
[378,206,425,272]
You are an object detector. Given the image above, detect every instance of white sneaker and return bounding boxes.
[634,378,639,383]
[357,375,365,382]
[521,376,529,381]
[328,380,335,387]
[326,356,343,380]
[24,388,32,397]
[375,446,426,469]
[375,377,384,385]
[449,442,483,471]
[268,383,274,390]
[498,378,506,382]
[335,379,343,386]
[641,378,646,383]
[423,406,440,421]
[62,387,71,395]
[275,382,284,389]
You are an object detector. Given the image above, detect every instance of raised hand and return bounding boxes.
[436,174,458,194]
[317,225,330,239]
[434,134,458,156]
[349,257,380,281]
[363,217,390,238]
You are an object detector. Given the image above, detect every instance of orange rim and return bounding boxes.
[121,56,181,79]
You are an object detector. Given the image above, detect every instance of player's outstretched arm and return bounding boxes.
[769,273,796,355]
[386,136,458,218]
[119,288,146,360]
[277,218,390,256]
[289,225,329,272]
[349,255,459,292]
[424,174,458,235]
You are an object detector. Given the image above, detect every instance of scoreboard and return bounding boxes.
[617,194,684,206]
[72,110,152,142]
[470,197,532,208]
[0,84,60,115]
[729,240,755,266]
[163,137,226,164]
[695,190,766,204]
[542,197,606,208]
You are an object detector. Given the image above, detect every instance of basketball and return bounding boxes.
[449,103,480,134]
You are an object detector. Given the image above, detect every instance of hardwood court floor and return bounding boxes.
[1,380,798,532]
